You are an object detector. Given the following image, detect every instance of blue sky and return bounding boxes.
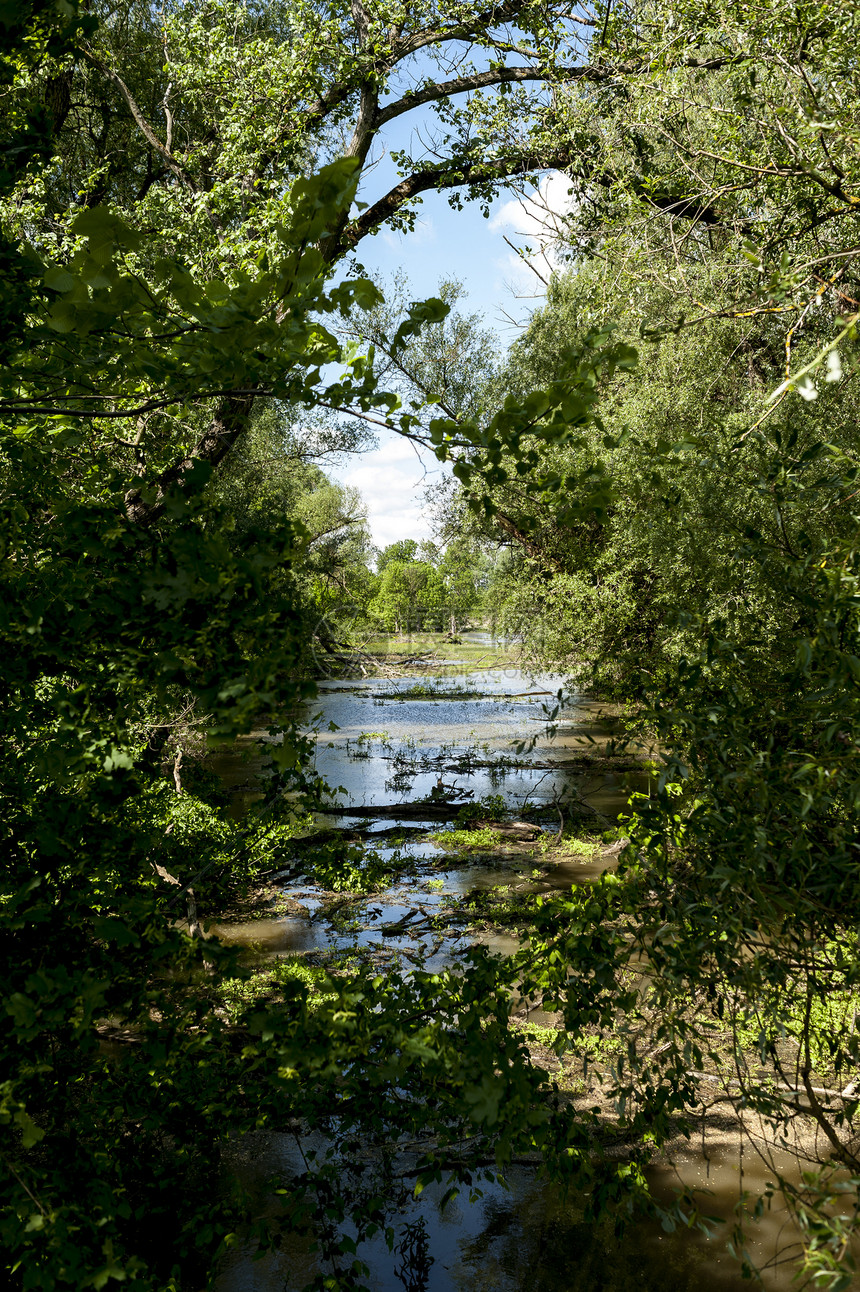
[327,110,573,550]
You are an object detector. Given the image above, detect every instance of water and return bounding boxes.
[216,1125,818,1292]
[208,663,850,1292]
[210,668,643,967]
[311,670,634,816]
[212,668,648,821]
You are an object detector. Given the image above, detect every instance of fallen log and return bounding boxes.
[461,818,542,840]
[317,801,472,820]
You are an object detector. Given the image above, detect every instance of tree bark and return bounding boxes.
[124,392,256,527]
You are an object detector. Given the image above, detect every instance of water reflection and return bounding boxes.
[208,664,836,1292]
[209,670,649,823]
[311,669,636,817]
[216,1133,807,1292]
[208,670,643,968]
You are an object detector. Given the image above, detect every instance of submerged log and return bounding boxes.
[317,801,471,820]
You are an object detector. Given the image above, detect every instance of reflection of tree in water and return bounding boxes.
[394,1216,434,1292]
[445,1179,738,1292]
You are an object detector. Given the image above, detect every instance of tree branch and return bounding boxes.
[493,510,566,572]
[391,0,533,62]
[124,391,256,526]
[332,148,570,254]
[81,49,197,191]
[331,143,727,255]
[374,64,598,130]
[279,0,537,149]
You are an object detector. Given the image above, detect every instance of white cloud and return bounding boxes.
[489,171,576,294]
[333,434,446,550]
[491,170,576,243]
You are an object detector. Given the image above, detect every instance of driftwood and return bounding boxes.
[319,801,473,820]
[318,799,604,823]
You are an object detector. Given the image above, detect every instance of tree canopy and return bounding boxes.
[4,1,860,1289]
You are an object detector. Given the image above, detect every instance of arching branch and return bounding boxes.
[81,49,197,192]
[374,64,600,130]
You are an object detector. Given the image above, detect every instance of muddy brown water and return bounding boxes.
[210,664,852,1292]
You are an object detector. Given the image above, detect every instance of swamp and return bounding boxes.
[205,638,858,1291]
[4,2,860,1290]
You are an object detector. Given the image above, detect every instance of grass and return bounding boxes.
[510,1018,624,1067]
[456,793,507,823]
[375,680,490,701]
[301,838,412,893]
[218,955,334,1022]
[536,833,601,859]
[430,825,502,851]
[360,632,518,666]
[516,1021,562,1049]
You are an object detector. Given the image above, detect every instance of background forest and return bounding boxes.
[2,1,860,1290]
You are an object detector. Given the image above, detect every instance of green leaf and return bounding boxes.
[43,264,76,293]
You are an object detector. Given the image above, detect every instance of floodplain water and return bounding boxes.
[212,666,637,969]
[211,657,849,1292]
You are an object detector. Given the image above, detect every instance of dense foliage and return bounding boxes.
[436,2,860,1285]
[0,5,634,1289]
[4,0,860,1289]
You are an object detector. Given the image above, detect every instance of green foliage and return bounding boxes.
[7,0,860,1288]
[363,534,487,637]
[429,5,860,1280]
[431,826,502,852]
[3,161,387,426]
[501,414,860,1286]
[474,264,859,690]
[300,837,412,893]
[0,0,96,354]
[376,539,420,571]
[367,557,447,633]
[536,834,597,859]
[4,39,540,1282]
[457,794,507,823]
[218,957,335,1024]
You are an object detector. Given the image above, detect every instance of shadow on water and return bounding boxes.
[207,665,833,1291]
[216,1133,805,1292]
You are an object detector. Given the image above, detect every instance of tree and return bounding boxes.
[7,0,766,497]
[438,537,483,632]
[368,556,447,631]
[1,9,653,1286]
[0,0,593,492]
[432,4,860,1280]
[541,0,860,370]
[13,1,860,1286]
[431,0,860,690]
[376,538,420,572]
[0,153,384,1287]
[346,276,503,439]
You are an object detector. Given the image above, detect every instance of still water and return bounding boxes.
[211,664,842,1292]
[213,668,640,969]
[216,1120,820,1292]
